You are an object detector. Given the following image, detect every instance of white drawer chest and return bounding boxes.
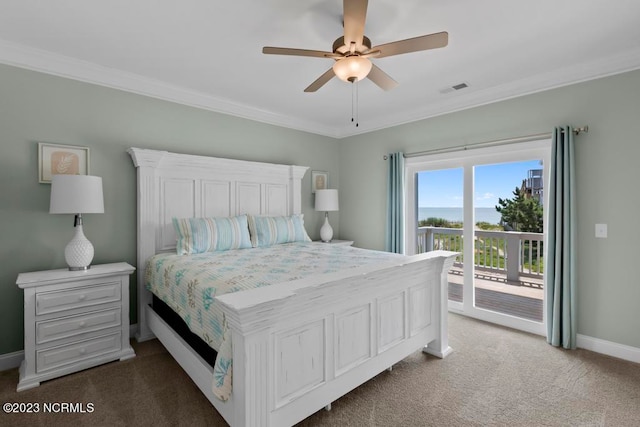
[16,262,136,391]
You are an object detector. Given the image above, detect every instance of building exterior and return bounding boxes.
[521,169,543,205]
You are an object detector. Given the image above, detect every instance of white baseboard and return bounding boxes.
[0,350,23,372]
[577,334,640,364]
[0,323,140,373]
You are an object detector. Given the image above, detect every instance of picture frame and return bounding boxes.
[38,142,90,184]
[311,170,328,193]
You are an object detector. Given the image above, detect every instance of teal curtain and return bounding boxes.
[545,126,577,349]
[385,152,405,253]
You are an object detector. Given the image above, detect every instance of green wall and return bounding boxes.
[0,64,339,355]
[338,69,640,349]
[2,61,639,356]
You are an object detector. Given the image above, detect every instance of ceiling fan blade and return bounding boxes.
[343,0,368,49]
[263,46,340,58]
[367,64,398,91]
[372,31,448,59]
[304,68,336,92]
[360,49,380,59]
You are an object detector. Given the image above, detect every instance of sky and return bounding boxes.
[418,159,543,208]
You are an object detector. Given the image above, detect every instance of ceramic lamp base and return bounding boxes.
[64,224,94,270]
[320,214,334,243]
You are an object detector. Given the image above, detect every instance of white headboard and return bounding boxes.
[128,147,309,340]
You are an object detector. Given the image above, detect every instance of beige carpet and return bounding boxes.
[2,314,639,426]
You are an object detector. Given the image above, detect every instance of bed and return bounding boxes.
[128,147,457,427]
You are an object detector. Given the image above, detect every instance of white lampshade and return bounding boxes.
[315,189,339,212]
[50,174,104,270]
[332,56,372,83]
[50,175,104,214]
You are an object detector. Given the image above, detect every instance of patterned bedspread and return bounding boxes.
[145,242,404,401]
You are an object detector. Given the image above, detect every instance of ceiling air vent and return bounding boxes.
[439,82,470,94]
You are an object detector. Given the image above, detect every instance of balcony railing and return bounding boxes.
[417,227,544,282]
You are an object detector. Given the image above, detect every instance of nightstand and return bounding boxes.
[314,239,354,246]
[16,262,135,391]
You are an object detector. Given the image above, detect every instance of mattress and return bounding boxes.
[144,242,404,400]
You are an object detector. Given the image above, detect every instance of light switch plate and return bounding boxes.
[595,223,607,238]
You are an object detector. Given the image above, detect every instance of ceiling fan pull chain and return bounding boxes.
[355,79,359,127]
[351,80,355,124]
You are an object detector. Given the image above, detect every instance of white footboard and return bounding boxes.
[217,250,457,427]
[129,147,457,426]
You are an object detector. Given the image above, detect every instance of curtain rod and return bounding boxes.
[383,126,589,160]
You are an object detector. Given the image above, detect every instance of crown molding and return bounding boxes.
[0,39,340,138]
[2,38,640,140]
[335,47,640,138]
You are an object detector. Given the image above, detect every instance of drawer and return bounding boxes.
[36,308,122,345]
[36,332,122,373]
[36,282,121,315]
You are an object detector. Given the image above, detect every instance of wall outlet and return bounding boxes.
[595,223,607,238]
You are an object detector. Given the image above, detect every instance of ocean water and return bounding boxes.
[419,207,502,225]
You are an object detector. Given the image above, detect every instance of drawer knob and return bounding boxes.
[78,321,87,328]
[78,295,87,301]
[79,348,87,354]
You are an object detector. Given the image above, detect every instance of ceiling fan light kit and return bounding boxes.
[333,56,372,82]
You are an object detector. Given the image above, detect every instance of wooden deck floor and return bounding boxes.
[447,268,543,322]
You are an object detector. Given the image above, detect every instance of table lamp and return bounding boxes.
[315,189,339,242]
[50,175,104,270]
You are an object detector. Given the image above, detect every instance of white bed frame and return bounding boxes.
[128,147,457,427]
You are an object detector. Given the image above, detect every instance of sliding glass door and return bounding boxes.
[416,167,465,309]
[405,141,550,335]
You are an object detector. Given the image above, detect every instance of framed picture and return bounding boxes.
[38,142,90,183]
[311,170,328,193]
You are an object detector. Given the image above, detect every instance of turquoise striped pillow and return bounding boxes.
[248,214,311,247]
[173,215,252,255]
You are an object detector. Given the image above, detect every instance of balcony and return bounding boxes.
[417,227,544,322]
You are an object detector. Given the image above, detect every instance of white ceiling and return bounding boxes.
[1,0,639,138]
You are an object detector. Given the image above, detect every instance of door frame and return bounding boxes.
[405,139,551,335]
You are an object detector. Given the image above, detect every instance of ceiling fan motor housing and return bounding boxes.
[333,36,372,54]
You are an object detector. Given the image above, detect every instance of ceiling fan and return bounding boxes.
[262,0,448,92]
